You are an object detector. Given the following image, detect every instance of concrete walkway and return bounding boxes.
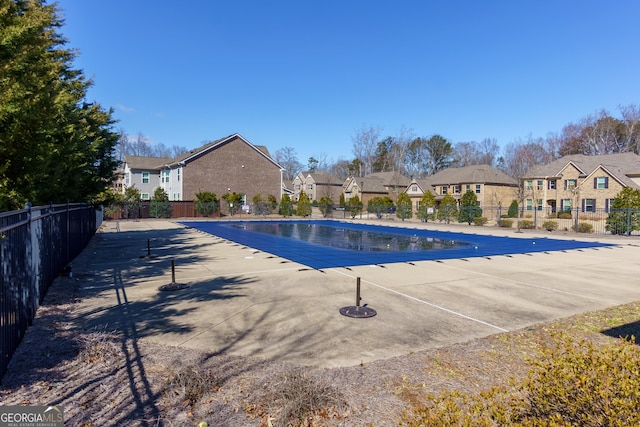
[69,218,640,368]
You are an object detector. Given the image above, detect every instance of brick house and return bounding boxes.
[523,153,640,213]
[343,171,411,206]
[123,134,283,204]
[292,172,343,202]
[405,165,518,220]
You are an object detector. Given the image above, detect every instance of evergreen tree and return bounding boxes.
[0,1,118,210]
[418,191,437,222]
[347,195,362,218]
[507,200,519,218]
[606,187,640,235]
[296,191,312,217]
[279,194,293,217]
[458,190,482,225]
[368,196,394,219]
[438,194,458,224]
[123,186,141,219]
[396,192,413,221]
[222,192,243,215]
[318,196,334,217]
[194,191,218,217]
[150,187,171,218]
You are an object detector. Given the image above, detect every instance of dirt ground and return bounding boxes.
[2,261,639,427]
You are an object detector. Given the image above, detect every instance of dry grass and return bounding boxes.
[2,271,640,426]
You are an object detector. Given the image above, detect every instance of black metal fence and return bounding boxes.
[104,200,640,236]
[0,203,101,379]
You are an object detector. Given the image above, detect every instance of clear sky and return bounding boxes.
[57,0,640,166]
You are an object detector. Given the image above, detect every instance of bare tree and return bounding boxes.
[351,124,382,176]
[274,146,302,182]
[500,135,554,179]
[619,103,640,154]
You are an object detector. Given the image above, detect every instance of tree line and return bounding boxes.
[275,105,640,182]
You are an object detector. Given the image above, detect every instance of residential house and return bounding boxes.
[406,165,518,220]
[123,155,172,200]
[343,171,411,206]
[292,172,343,202]
[123,134,283,205]
[522,153,640,214]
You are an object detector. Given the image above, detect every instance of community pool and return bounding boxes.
[180,220,614,269]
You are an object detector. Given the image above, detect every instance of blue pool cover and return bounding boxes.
[180,220,614,270]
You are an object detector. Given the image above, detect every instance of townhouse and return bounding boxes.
[123,134,283,204]
[522,153,640,214]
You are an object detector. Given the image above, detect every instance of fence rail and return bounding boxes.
[0,203,101,379]
[106,201,640,236]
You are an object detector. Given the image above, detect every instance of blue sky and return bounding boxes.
[57,1,640,166]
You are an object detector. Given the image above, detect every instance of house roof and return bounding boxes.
[524,153,640,188]
[123,155,173,171]
[301,172,343,185]
[168,133,282,169]
[428,165,517,186]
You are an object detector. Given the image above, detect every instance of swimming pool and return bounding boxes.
[180,220,614,269]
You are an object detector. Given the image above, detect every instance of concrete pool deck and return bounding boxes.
[70,218,640,368]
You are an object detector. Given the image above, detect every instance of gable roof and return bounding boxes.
[168,133,282,169]
[428,165,517,186]
[524,153,640,188]
[124,155,173,171]
[301,172,343,185]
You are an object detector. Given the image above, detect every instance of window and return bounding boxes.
[605,198,615,212]
[526,180,533,190]
[561,199,572,211]
[565,179,576,190]
[295,184,300,190]
[595,176,608,189]
[307,184,313,190]
[583,198,595,212]
[537,199,543,211]
[536,180,543,191]
[475,184,481,194]
[142,172,149,184]
[177,169,180,181]
[454,185,461,194]
[141,193,150,200]
[442,186,448,195]
[526,199,533,211]
[465,184,470,191]
[412,185,418,192]
[548,180,556,190]
[161,170,170,183]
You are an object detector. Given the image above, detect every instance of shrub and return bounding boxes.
[194,190,219,217]
[575,222,593,233]
[499,219,513,228]
[519,219,535,229]
[400,335,640,427]
[472,217,488,226]
[507,200,518,218]
[557,211,572,219]
[542,220,558,231]
[250,367,347,427]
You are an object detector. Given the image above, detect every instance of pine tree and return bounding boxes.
[0,0,119,210]
[296,191,312,217]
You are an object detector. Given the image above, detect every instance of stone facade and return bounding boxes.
[523,153,640,214]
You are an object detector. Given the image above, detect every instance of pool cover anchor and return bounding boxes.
[340,277,377,318]
[158,259,190,291]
